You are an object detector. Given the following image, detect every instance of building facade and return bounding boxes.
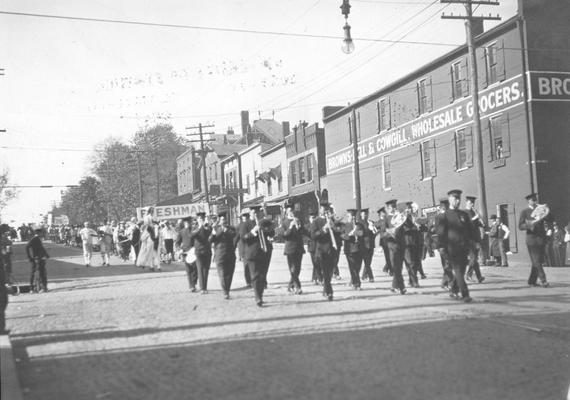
[260,142,288,219]
[323,0,570,261]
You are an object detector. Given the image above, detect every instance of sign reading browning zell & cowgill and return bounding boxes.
[136,203,208,220]
[326,74,525,175]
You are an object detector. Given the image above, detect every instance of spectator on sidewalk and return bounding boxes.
[161,221,176,263]
[98,220,114,266]
[488,215,510,267]
[79,222,97,267]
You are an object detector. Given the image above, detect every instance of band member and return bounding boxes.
[518,193,553,287]
[251,206,275,290]
[175,218,198,292]
[306,212,322,285]
[384,199,406,295]
[310,202,336,300]
[435,198,454,289]
[189,212,213,294]
[376,207,393,276]
[209,212,238,299]
[236,209,252,288]
[463,196,486,283]
[341,209,364,290]
[436,189,476,302]
[282,209,308,294]
[400,202,420,288]
[360,208,376,283]
[238,207,267,307]
[323,203,343,280]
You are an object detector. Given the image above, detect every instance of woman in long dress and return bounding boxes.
[136,216,161,271]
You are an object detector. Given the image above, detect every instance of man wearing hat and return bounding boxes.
[376,207,393,276]
[434,198,454,289]
[190,212,213,294]
[360,208,377,283]
[129,217,141,264]
[310,202,337,300]
[321,202,343,280]
[341,209,364,289]
[400,201,421,288]
[518,193,553,287]
[251,206,275,290]
[435,189,476,302]
[463,196,485,283]
[25,226,50,292]
[236,208,252,287]
[209,212,238,299]
[282,209,309,294]
[383,199,406,294]
[306,211,322,285]
[175,217,198,292]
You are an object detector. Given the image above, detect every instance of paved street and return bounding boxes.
[4,241,570,400]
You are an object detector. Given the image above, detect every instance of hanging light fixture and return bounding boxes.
[340,0,354,54]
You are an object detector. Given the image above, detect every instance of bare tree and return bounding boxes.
[0,169,17,222]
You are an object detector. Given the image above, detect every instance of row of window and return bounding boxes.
[378,114,511,189]
[290,154,314,187]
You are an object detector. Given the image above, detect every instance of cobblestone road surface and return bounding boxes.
[5,241,570,400]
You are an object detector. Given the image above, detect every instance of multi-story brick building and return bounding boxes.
[323,0,570,261]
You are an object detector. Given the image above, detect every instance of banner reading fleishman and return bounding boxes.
[136,203,208,221]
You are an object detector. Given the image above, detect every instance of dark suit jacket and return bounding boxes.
[238,219,263,261]
[210,226,237,263]
[435,209,476,260]
[464,208,484,243]
[26,236,49,260]
[189,225,213,256]
[518,206,554,246]
[282,219,307,255]
[341,221,363,254]
[305,222,316,253]
[310,217,335,256]
[360,220,376,250]
[175,227,193,252]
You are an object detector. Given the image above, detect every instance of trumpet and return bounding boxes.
[325,214,338,250]
[254,213,268,252]
[368,219,378,234]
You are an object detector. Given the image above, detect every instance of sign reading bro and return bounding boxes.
[529,71,570,100]
[136,203,209,221]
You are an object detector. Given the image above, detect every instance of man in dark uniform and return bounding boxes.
[251,206,275,290]
[384,199,406,295]
[26,227,50,292]
[341,209,364,290]
[434,198,454,290]
[376,207,393,276]
[189,212,213,294]
[307,212,322,285]
[129,217,141,263]
[209,212,238,299]
[282,209,308,294]
[238,207,267,307]
[399,202,420,288]
[360,208,376,283]
[324,203,343,280]
[236,209,252,287]
[310,202,336,301]
[176,218,198,292]
[518,193,553,287]
[464,196,486,283]
[436,189,476,302]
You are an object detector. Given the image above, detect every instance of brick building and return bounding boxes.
[323,0,570,261]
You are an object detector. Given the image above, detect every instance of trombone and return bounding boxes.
[254,213,268,252]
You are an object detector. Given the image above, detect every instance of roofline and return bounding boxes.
[176,148,193,161]
[260,141,285,157]
[238,141,262,156]
[323,15,520,123]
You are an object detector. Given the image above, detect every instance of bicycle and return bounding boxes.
[5,272,21,296]
[30,256,47,293]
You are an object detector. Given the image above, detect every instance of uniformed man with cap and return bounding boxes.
[189,212,213,294]
[376,207,393,276]
[360,208,377,283]
[464,195,485,283]
[251,206,275,290]
[434,198,454,289]
[324,203,343,280]
[341,209,364,290]
[398,202,420,288]
[384,199,406,294]
[306,211,322,285]
[518,193,553,287]
[310,202,336,300]
[236,208,253,287]
[209,212,238,299]
[282,209,309,294]
[435,189,476,302]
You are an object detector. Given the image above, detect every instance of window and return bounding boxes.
[299,157,306,184]
[485,42,498,86]
[382,155,391,190]
[451,61,463,100]
[417,78,429,114]
[377,98,391,132]
[290,161,297,186]
[489,116,505,160]
[455,128,473,170]
[306,154,313,182]
[267,178,273,196]
[420,140,436,179]
[246,174,250,192]
[278,175,283,192]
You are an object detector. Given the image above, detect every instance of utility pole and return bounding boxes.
[441,0,500,223]
[185,123,215,212]
[136,151,143,207]
[351,108,362,218]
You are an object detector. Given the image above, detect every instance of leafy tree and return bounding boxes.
[0,169,17,222]
[58,176,106,225]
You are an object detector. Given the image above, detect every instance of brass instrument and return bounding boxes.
[368,219,378,235]
[530,203,550,220]
[254,214,268,252]
[386,211,406,237]
[325,214,338,250]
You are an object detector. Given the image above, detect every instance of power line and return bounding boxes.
[0,10,460,48]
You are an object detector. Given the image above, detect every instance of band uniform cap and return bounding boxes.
[360,208,369,213]
[182,216,192,222]
[447,189,463,197]
[346,209,357,216]
[308,210,318,217]
[525,193,538,201]
[466,196,477,202]
[490,214,497,220]
[319,201,331,208]
[396,202,408,213]
[195,212,207,218]
[405,201,414,207]
[217,211,228,218]
[385,199,397,207]
[439,198,449,205]
[377,207,386,214]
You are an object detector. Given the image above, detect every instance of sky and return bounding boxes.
[0,0,518,224]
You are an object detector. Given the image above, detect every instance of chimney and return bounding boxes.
[282,121,290,137]
[240,111,250,136]
[227,126,234,135]
[471,19,484,37]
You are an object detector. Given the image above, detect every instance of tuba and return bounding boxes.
[386,211,406,237]
[530,204,550,220]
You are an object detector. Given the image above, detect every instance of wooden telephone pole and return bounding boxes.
[185,123,215,211]
[441,0,500,223]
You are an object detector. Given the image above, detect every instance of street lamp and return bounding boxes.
[340,0,354,54]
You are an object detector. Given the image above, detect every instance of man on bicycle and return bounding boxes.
[25,226,50,292]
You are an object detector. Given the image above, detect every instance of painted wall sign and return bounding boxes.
[528,71,570,101]
[326,74,524,174]
[136,203,208,220]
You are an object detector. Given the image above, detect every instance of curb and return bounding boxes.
[0,334,24,400]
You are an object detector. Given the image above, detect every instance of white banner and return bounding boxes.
[136,203,209,221]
